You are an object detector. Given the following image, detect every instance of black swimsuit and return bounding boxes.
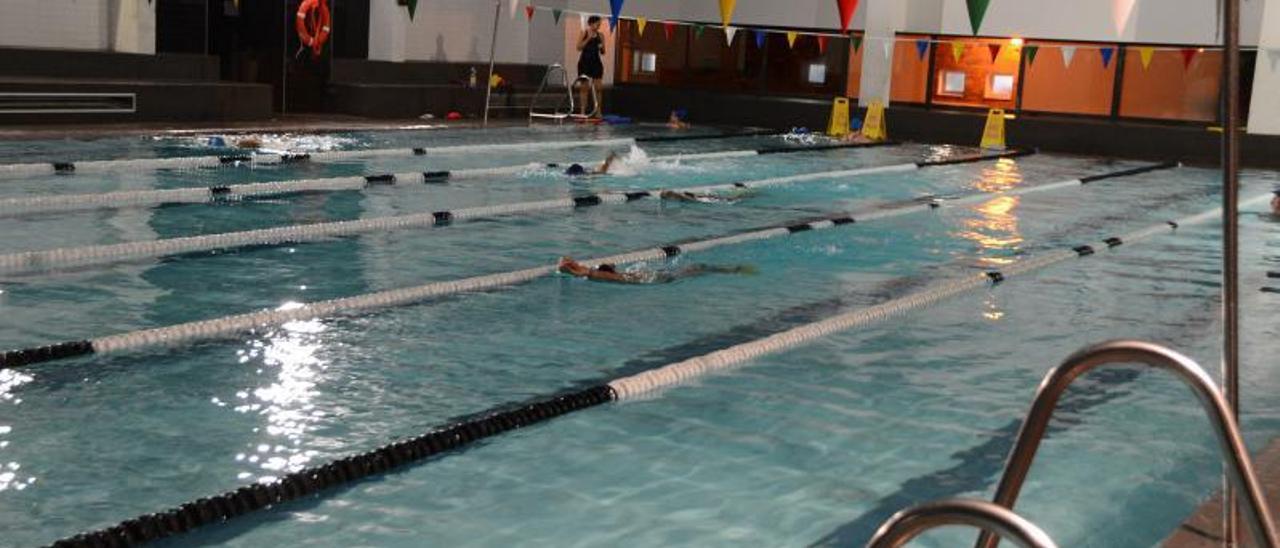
[578,34,604,79]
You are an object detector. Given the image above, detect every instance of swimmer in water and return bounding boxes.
[1272,190,1280,216]
[565,151,620,177]
[666,110,691,129]
[557,256,756,285]
[658,189,749,204]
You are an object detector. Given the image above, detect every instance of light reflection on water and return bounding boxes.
[955,159,1026,269]
[230,302,328,483]
[0,369,34,492]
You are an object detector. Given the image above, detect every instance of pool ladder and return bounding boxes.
[867,340,1279,548]
[529,64,600,124]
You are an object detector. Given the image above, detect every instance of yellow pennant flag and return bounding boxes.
[1138,46,1154,69]
[719,0,737,28]
[786,31,799,49]
[951,42,965,63]
[637,17,647,36]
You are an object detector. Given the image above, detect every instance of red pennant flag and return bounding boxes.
[817,35,829,54]
[1181,48,1198,69]
[524,5,535,20]
[663,21,677,41]
[987,43,1002,61]
[836,0,861,33]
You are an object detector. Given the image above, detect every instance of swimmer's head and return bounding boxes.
[596,264,618,273]
[565,164,587,176]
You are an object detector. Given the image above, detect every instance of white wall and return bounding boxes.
[1249,0,1280,135]
[0,0,154,53]
[369,0,535,64]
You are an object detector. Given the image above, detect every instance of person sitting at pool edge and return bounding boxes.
[557,257,756,285]
[565,152,620,177]
[667,109,691,129]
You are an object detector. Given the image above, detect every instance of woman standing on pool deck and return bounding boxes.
[575,16,606,118]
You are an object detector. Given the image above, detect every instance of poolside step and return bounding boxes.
[1161,438,1280,547]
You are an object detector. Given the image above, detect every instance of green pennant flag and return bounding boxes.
[694,24,706,39]
[852,34,863,53]
[552,9,563,24]
[406,0,419,20]
[965,0,991,35]
[1025,44,1039,65]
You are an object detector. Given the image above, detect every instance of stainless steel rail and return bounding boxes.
[867,499,1057,548]
[973,341,1278,548]
[529,64,576,123]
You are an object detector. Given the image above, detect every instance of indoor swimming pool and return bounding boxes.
[0,124,1278,547]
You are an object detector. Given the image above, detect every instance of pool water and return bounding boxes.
[0,124,1277,547]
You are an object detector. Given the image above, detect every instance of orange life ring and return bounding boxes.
[295,0,331,57]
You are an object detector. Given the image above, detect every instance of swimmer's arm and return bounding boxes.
[586,270,640,284]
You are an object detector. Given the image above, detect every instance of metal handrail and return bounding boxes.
[973,340,1278,548]
[571,75,602,119]
[867,499,1058,548]
[529,64,575,123]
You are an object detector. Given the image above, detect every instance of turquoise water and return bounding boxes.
[0,125,1277,547]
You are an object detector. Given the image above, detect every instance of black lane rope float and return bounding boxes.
[0,147,1014,277]
[45,188,1258,548]
[633,128,783,142]
[0,141,899,218]
[0,158,1172,372]
[0,137,640,179]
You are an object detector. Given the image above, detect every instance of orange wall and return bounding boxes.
[1119,49,1221,121]
[930,38,1022,109]
[846,36,864,99]
[1021,42,1117,115]
[890,36,929,104]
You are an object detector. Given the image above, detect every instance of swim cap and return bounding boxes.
[675,108,688,119]
[565,164,587,176]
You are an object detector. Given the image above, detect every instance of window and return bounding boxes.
[807,63,827,85]
[938,70,966,96]
[985,74,1015,100]
[632,51,658,74]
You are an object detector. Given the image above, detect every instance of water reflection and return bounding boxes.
[0,369,34,492]
[231,302,328,483]
[955,159,1026,267]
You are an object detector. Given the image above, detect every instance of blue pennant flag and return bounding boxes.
[915,39,930,60]
[609,0,625,31]
[1100,47,1115,68]
[754,30,767,49]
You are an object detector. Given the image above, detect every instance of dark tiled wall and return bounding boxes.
[0,48,220,81]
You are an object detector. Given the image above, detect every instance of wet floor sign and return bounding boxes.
[981,108,1007,150]
[862,100,887,142]
[827,97,851,137]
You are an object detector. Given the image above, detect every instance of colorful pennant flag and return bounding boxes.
[608,0,624,31]
[663,21,676,41]
[988,43,1002,61]
[818,35,830,54]
[951,42,966,63]
[725,26,738,47]
[552,9,563,24]
[509,0,519,19]
[786,31,799,49]
[915,39,930,60]
[754,30,767,49]
[695,24,706,39]
[966,0,992,35]
[1113,0,1137,36]
[836,0,861,33]
[852,34,863,53]
[1138,46,1154,69]
[636,17,647,36]
[525,5,535,20]
[1025,45,1039,65]
[1181,48,1198,69]
[406,0,419,20]
[1100,47,1115,68]
[1061,45,1077,68]
[719,0,737,28]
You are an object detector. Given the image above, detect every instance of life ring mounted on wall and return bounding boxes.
[296,0,332,59]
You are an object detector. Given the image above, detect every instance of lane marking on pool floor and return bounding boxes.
[46,191,1267,548]
[0,149,1029,276]
[0,142,895,217]
[0,129,793,180]
[0,158,1171,370]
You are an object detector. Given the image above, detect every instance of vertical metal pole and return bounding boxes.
[282,1,289,114]
[483,0,502,127]
[1222,0,1242,544]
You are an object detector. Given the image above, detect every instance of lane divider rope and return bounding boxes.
[0,149,1023,276]
[0,143,895,217]
[0,138,637,179]
[47,189,1262,548]
[0,158,1171,371]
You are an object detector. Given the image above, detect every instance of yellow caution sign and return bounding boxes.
[981,108,1007,150]
[827,97,851,137]
[861,100,888,142]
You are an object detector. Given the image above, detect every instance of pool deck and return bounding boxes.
[0,114,530,141]
[1163,438,1280,547]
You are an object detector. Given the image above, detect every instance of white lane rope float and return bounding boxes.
[0,159,1171,370]
[0,149,1029,276]
[0,137,636,179]
[0,146,869,217]
[46,189,1263,548]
